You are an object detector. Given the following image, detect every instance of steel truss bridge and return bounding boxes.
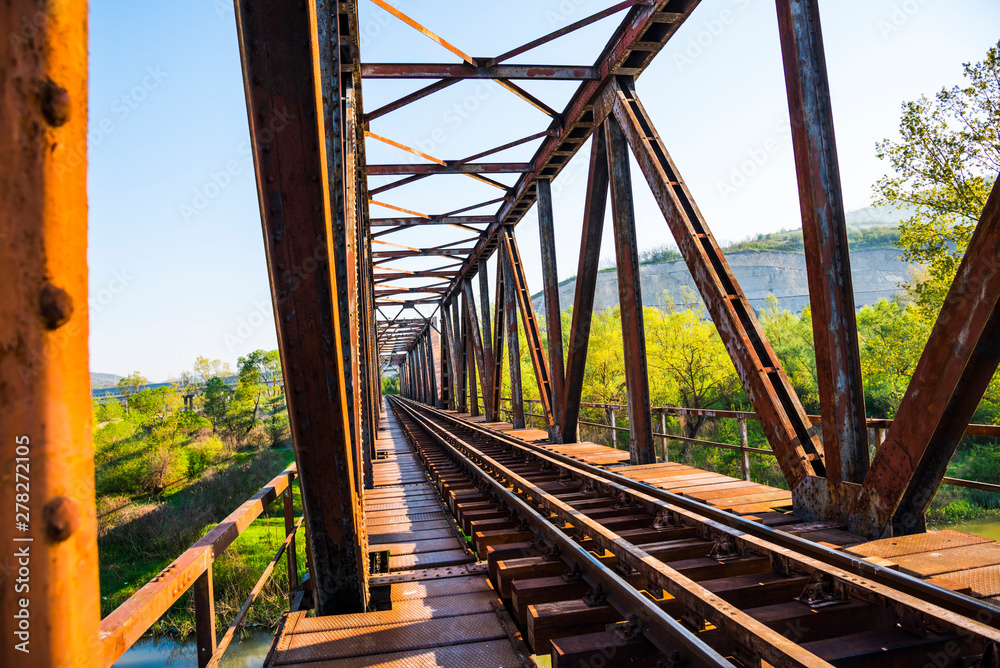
[3,1,1000,666]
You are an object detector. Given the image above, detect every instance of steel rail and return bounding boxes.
[395,397,1000,632]
[389,397,733,667]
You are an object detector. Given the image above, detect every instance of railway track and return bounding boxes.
[387,396,1000,668]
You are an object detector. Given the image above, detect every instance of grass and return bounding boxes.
[96,395,307,637]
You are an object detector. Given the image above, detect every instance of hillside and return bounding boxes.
[533,210,914,316]
[91,372,124,389]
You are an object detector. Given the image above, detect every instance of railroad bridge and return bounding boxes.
[4,1,1000,666]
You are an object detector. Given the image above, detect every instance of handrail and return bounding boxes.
[99,464,303,667]
[489,397,1000,493]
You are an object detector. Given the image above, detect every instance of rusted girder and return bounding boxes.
[0,3,101,666]
[536,179,567,442]
[367,163,532,175]
[561,131,610,444]
[502,251,525,428]
[370,216,495,227]
[491,259,506,422]
[500,227,554,427]
[777,0,868,486]
[235,0,368,614]
[851,179,1000,538]
[479,261,495,418]
[438,1,700,309]
[605,117,656,466]
[361,63,599,80]
[464,278,491,417]
[604,76,824,489]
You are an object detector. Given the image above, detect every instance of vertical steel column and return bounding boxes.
[452,298,468,413]
[536,179,567,442]
[777,0,868,484]
[337,76,365,501]
[502,252,526,428]
[440,310,452,409]
[500,227,554,427]
[0,2,101,665]
[605,77,824,488]
[465,279,490,416]
[465,293,480,416]
[605,117,656,466]
[236,0,369,616]
[561,130,610,443]
[425,328,439,408]
[491,260,506,422]
[479,263,495,416]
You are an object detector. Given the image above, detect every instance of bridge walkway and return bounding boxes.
[264,400,528,667]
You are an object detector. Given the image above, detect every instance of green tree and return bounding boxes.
[874,41,1000,312]
[646,300,740,445]
[203,376,232,433]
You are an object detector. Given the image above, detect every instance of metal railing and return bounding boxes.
[486,397,1000,493]
[99,465,306,668]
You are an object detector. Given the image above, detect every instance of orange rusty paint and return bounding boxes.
[1,1,99,667]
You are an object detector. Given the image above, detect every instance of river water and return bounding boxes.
[945,517,1000,541]
[114,629,274,667]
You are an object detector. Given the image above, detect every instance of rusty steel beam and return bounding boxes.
[851,180,1000,538]
[361,63,599,80]
[777,0,867,485]
[605,77,824,488]
[0,2,101,666]
[425,328,439,407]
[478,262,495,416]
[464,291,480,417]
[464,278,491,417]
[440,314,452,409]
[235,0,367,614]
[502,252,525,428]
[560,130,610,444]
[370,216,495,227]
[371,248,475,258]
[452,297,468,413]
[491,259,506,422]
[605,117,656,465]
[438,2,701,309]
[367,162,532,175]
[536,179,567,442]
[500,227,554,427]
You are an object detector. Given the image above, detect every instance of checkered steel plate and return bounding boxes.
[930,563,1000,598]
[366,512,446,526]
[369,537,463,556]
[277,637,525,667]
[892,543,1000,578]
[388,549,474,571]
[274,612,506,664]
[367,528,455,545]
[289,592,499,633]
[387,576,494,602]
[367,500,442,513]
[846,529,992,559]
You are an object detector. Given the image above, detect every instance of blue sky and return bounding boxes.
[87,0,1000,381]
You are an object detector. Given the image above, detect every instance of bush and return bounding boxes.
[141,445,184,494]
[186,437,224,479]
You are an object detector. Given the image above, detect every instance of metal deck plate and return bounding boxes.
[274,612,507,664]
[846,529,992,559]
[892,543,1000,578]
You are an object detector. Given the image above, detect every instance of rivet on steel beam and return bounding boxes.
[267,175,275,183]
[39,283,74,330]
[41,81,71,127]
[43,496,81,542]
